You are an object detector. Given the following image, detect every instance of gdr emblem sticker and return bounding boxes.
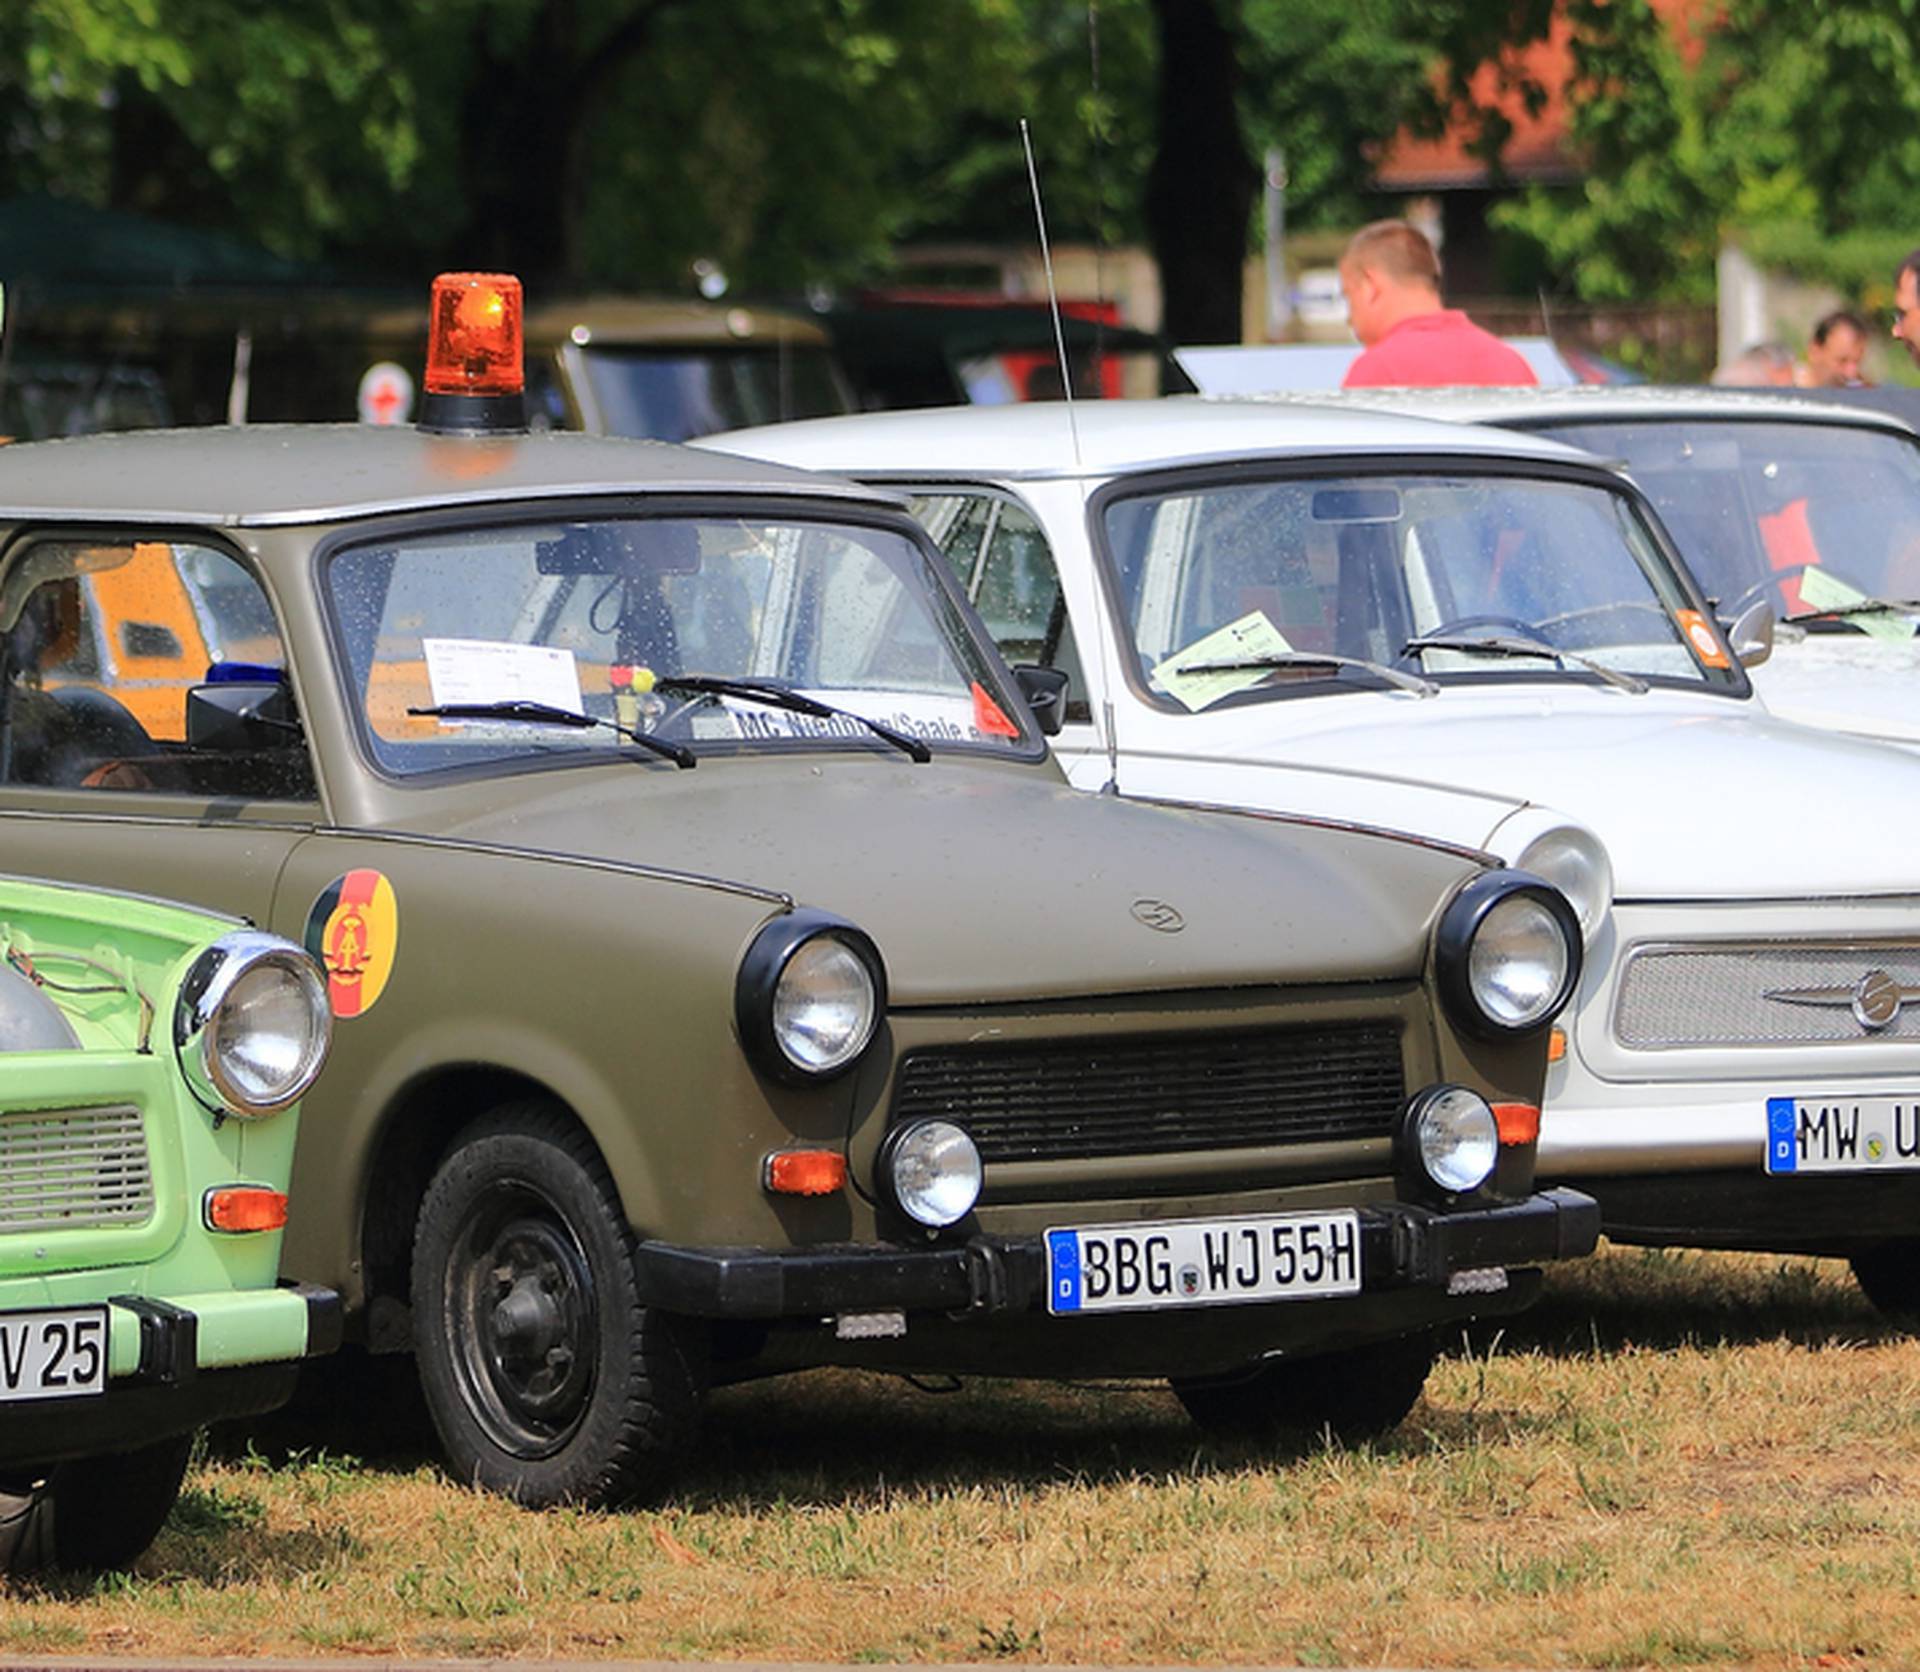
[304,869,399,1018]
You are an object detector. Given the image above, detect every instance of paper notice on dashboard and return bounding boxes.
[1150,610,1294,712]
[1796,566,1916,644]
[422,638,585,716]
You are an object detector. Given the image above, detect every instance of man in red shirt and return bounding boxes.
[1338,221,1537,388]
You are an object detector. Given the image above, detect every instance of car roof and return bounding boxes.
[1285,383,1920,436]
[0,423,903,528]
[702,395,1602,481]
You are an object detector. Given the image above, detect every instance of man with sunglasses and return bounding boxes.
[1894,250,1920,368]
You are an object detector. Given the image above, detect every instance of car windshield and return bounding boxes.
[1100,471,1736,711]
[326,513,1036,775]
[579,347,850,442]
[1540,418,1920,628]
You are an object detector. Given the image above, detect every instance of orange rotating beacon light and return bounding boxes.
[419,272,527,435]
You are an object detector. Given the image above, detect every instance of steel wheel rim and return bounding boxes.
[445,1178,599,1461]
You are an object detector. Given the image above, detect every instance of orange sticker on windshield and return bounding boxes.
[1675,609,1730,669]
[304,869,399,1018]
[971,681,1019,739]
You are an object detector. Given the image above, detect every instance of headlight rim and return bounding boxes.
[1510,822,1613,944]
[1399,1083,1501,1201]
[174,931,332,1119]
[876,1117,984,1230]
[1435,870,1583,1039]
[735,909,887,1086]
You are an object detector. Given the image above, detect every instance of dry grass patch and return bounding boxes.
[2,1243,1916,1667]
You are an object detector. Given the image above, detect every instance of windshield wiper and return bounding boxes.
[1784,597,1920,628]
[407,700,696,768]
[1173,651,1436,700]
[1401,633,1649,695]
[652,675,932,763]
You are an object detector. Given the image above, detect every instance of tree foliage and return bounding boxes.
[1496,0,1920,303]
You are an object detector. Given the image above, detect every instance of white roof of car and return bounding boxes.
[703,396,1601,482]
[1175,338,1580,394]
[1265,384,1919,435]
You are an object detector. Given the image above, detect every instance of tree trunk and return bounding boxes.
[1144,0,1256,349]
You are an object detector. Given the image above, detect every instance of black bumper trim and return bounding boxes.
[634,1187,1600,1320]
[287,1280,345,1356]
[109,1294,198,1386]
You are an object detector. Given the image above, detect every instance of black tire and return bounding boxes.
[411,1100,703,1508]
[1172,1330,1437,1444]
[0,1435,193,1574]
[1850,1240,1920,1321]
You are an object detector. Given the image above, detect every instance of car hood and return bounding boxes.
[401,756,1481,1005]
[1748,633,1920,748]
[1234,685,1920,900]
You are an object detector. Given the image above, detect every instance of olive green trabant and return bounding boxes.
[0,414,1596,1507]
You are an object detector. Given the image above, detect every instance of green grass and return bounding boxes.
[0,1244,1912,1668]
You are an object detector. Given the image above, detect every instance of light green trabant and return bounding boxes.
[0,879,334,1570]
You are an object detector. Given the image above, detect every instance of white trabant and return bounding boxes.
[704,399,1920,1311]
[1316,386,1920,749]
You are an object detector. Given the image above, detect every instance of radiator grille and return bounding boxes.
[890,1023,1405,1163]
[1615,944,1920,1048]
[0,1105,154,1233]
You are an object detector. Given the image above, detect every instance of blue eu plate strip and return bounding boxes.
[1767,1097,1797,1173]
[1046,1230,1081,1313]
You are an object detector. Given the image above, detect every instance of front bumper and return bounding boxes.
[0,1281,341,1470]
[635,1187,1600,1320]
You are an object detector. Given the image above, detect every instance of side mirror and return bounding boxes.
[186,681,300,751]
[1722,598,1775,668]
[1011,664,1070,737]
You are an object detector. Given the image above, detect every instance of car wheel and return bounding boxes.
[1171,1330,1437,1443]
[0,1435,193,1573]
[1849,1240,1920,1321]
[411,1100,703,1508]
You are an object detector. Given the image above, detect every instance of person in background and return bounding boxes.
[1799,310,1872,386]
[1709,342,1798,387]
[1893,250,1920,370]
[1338,221,1537,388]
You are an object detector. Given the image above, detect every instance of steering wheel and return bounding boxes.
[1417,613,1542,642]
[1531,599,1673,634]
[1719,565,1810,620]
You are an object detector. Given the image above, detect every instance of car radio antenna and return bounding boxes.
[1021,118,1083,468]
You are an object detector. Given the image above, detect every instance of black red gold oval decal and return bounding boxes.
[304,869,399,1018]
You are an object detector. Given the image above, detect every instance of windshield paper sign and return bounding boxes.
[423,638,585,715]
[1150,610,1293,712]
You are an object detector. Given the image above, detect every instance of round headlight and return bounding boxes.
[773,936,877,1075]
[1435,873,1582,1039]
[1469,892,1572,1029]
[1513,826,1612,942]
[736,911,887,1085]
[881,1119,983,1228]
[175,933,331,1118]
[1408,1086,1499,1194]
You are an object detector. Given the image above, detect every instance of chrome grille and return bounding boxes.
[1615,944,1920,1047]
[890,1023,1405,1162]
[0,1105,154,1232]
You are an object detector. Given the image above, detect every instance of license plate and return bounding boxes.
[1045,1210,1361,1315]
[0,1306,108,1402]
[1766,1096,1920,1174]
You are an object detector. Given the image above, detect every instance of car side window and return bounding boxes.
[910,491,1089,724]
[0,539,316,800]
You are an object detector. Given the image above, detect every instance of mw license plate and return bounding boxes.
[1045,1209,1362,1315]
[0,1305,107,1402]
[1766,1096,1920,1174]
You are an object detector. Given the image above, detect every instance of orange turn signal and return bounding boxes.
[1547,1026,1568,1063]
[204,1186,289,1233]
[763,1149,848,1196]
[425,272,524,397]
[1492,1103,1541,1147]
